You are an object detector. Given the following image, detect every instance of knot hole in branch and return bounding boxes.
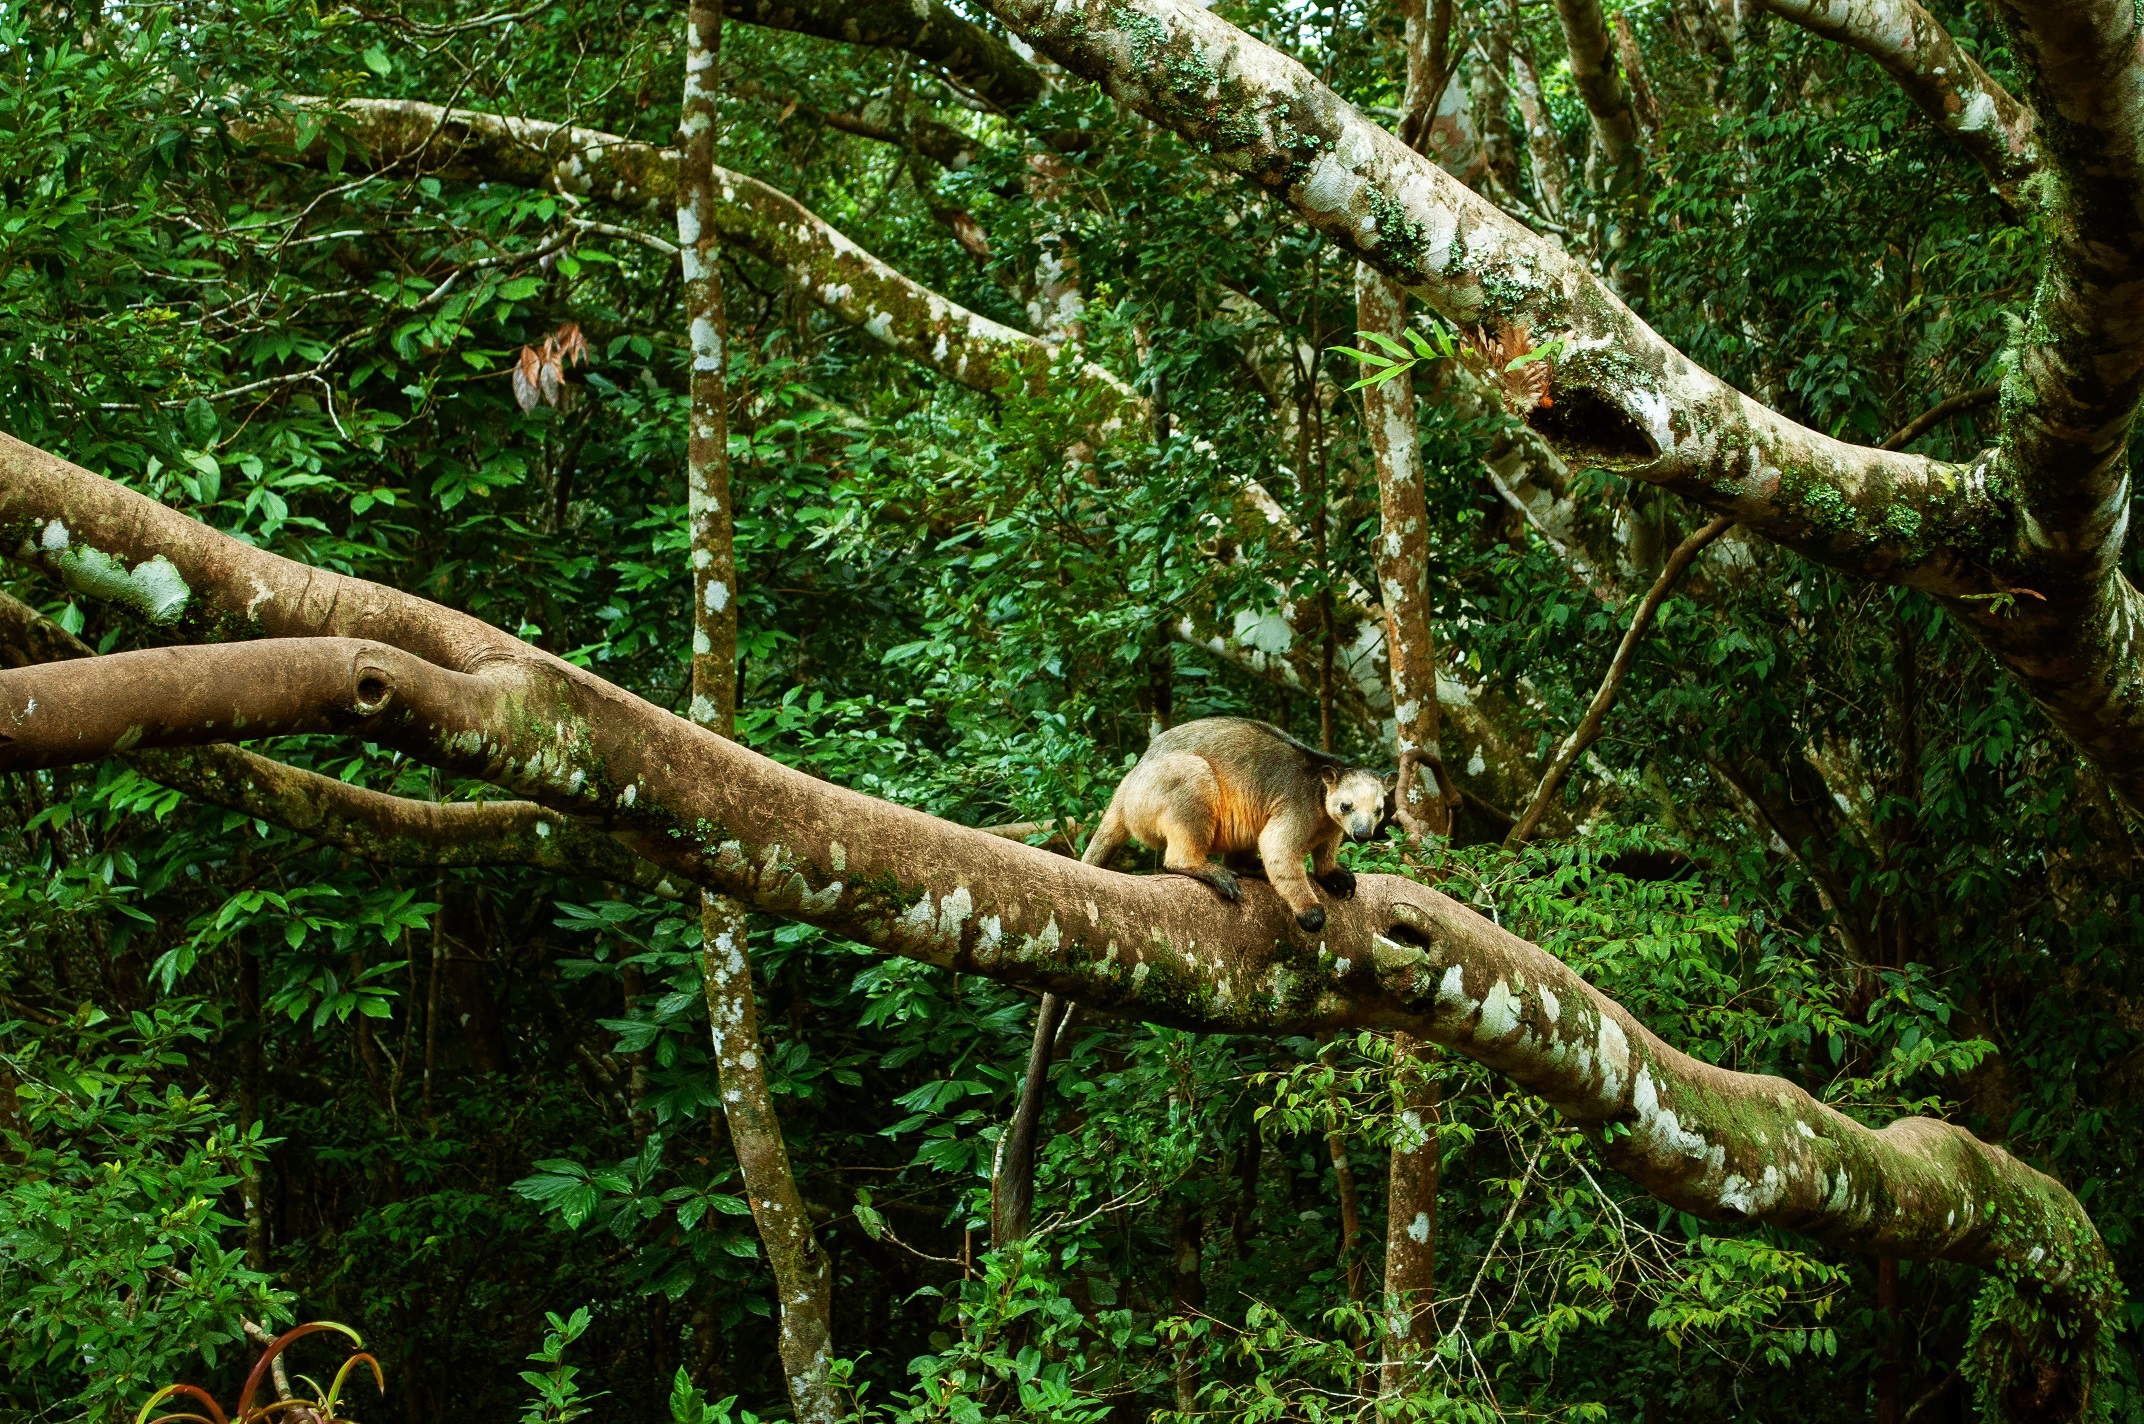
[353,666,395,716]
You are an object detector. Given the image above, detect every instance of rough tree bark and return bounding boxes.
[1551,0,1644,191]
[0,438,2117,1417]
[966,0,2144,817]
[1356,0,1460,841]
[678,7,837,1417]
[724,0,1045,113]
[1380,1030,1440,1391]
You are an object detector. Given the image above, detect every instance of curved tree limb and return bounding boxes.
[0,588,674,890]
[1880,384,2001,451]
[1506,515,1734,845]
[0,440,2116,1420]
[964,0,2144,814]
[251,99,1140,426]
[1752,0,2036,200]
[726,0,1047,113]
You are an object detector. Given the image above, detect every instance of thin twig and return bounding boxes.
[1434,1138,1545,1359]
[1879,385,1998,451]
[1507,515,1734,845]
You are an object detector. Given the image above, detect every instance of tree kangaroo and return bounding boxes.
[1080,716,1388,932]
[994,718,1387,1245]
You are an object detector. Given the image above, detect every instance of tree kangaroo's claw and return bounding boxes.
[1295,905,1326,933]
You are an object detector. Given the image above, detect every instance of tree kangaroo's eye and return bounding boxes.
[1340,803,1352,813]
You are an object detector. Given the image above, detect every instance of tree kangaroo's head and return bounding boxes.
[1321,767,1386,842]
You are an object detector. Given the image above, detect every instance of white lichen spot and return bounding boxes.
[57,546,192,624]
[864,312,894,344]
[622,784,637,807]
[535,820,553,838]
[704,580,730,613]
[1795,1120,1817,1139]
[1478,979,1522,1040]
[693,628,712,655]
[690,693,719,725]
[1597,1016,1631,1102]
[1406,1211,1432,1244]
[1300,152,1355,213]
[1538,986,1560,1024]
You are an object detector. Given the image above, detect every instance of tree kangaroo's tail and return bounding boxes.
[1079,803,1129,867]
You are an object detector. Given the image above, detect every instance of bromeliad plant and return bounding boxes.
[134,1323,381,1424]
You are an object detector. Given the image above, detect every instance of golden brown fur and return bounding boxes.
[1081,717,1387,932]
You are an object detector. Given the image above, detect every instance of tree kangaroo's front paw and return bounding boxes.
[1295,905,1326,933]
[1206,866,1242,902]
[1317,867,1356,900]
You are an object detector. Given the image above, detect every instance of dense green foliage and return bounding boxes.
[2,0,2138,1420]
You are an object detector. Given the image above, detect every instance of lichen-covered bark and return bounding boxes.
[252,99,1139,425]
[1354,0,1461,840]
[0,443,2115,1418]
[1755,0,2036,198]
[966,0,2144,812]
[679,10,837,1417]
[1357,270,1457,838]
[1551,0,1643,187]
[0,590,670,888]
[725,0,1046,113]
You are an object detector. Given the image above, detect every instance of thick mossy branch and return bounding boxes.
[0,589,675,892]
[0,442,2118,1413]
[1755,0,2036,200]
[245,99,1141,426]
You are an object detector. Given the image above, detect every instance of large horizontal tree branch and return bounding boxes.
[967,0,2144,815]
[1754,0,2036,199]
[0,589,676,892]
[0,439,2116,1418]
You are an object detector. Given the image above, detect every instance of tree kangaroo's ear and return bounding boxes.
[1321,766,1340,790]
[1381,770,1399,796]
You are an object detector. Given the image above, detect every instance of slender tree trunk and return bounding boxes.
[1356,267,1456,836]
[1508,39,1573,223]
[992,990,1067,1244]
[237,945,268,1272]
[1170,1197,1206,1412]
[679,5,836,1418]
[1380,1031,1440,1394]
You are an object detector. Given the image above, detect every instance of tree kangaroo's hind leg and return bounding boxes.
[1080,802,1131,868]
[1157,754,1243,900]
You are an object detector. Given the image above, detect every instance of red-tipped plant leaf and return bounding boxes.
[235,1323,362,1421]
[136,1383,229,1424]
